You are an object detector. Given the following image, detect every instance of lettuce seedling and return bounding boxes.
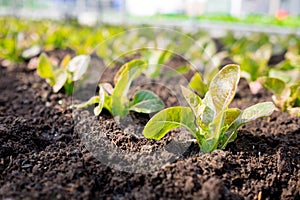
[187,37,227,97]
[284,44,300,67]
[184,36,226,69]
[0,35,23,62]
[258,69,300,116]
[188,50,227,98]
[232,44,272,94]
[143,65,275,152]
[188,72,209,98]
[141,48,173,78]
[37,53,90,95]
[73,60,164,118]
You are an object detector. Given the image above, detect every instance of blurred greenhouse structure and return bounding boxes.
[1,0,300,35]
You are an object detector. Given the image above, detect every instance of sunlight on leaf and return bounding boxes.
[189,72,208,97]
[129,90,164,113]
[37,53,54,79]
[209,64,240,113]
[112,60,147,117]
[68,55,90,81]
[143,106,198,140]
[53,69,67,93]
[258,77,286,96]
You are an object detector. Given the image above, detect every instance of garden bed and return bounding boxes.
[0,53,299,199]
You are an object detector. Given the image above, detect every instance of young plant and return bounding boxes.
[258,69,300,116]
[0,34,23,62]
[141,48,173,78]
[188,54,227,98]
[73,60,164,118]
[188,72,209,98]
[187,37,227,97]
[284,44,300,68]
[37,53,90,95]
[143,64,275,152]
[232,44,272,94]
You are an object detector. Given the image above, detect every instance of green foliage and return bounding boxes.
[283,44,300,69]
[143,65,275,152]
[1,18,298,118]
[0,33,22,62]
[143,106,199,140]
[258,68,300,116]
[156,13,300,28]
[220,32,278,94]
[72,60,164,118]
[141,49,173,78]
[259,50,300,114]
[188,72,208,97]
[186,36,227,97]
[37,53,90,94]
[236,44,272,79]
[231,43,272,94]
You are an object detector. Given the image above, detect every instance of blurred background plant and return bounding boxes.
[1,0,300,116]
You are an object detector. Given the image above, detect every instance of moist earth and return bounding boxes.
[0,54,299,200]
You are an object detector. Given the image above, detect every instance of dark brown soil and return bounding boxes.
[0,55,299,200]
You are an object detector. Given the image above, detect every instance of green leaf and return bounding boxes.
[224,108,241,126]
[94,105,102,116]
[103,95,112,114]
[209,51,228,68]
[71,96,100,109]
[290,83,300,98]
[64,81,74,95]
[201,111,225,152]
[201,91,216,126]
[22,45,41,59]
[97,86,113,113]
[269,69,291,83]
[112,60,147,117]
[67,55,90,81]
[181,86,204,116]
[143,106,199,140]
[254,44,272,64]
[240,57,260,81]
[209,64,240,113]
[60,54,71,69]
[165,65,190,78]
[129,90,165,113]
[286,83,300,111]
[189,72,208,97]
[114,59,145,84]
[95,85,107,116]
[258,77,286,96]
[175,65,190,74]
[203,91,215,111]
[101,83,113,95]
[287,107,300,116]
[233,102,275,127]
[53,69,67,93]
[203,66,219,85]
[221,102,275,149]
[91,83,113,115]
[277,60,295,71]
[37,53,54,80]
[236,102,275,125]
[143,49,173,78]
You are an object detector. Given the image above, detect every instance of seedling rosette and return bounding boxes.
[143,64,275,152]
[258,68,300,116]
[37,53,90,95]
[232,44,272,94]
[72,60,165,118]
